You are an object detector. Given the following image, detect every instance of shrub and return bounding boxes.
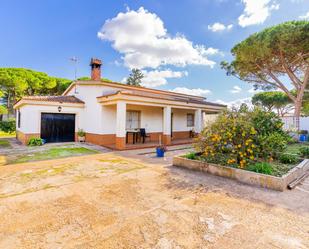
[299,147,309,158]
[299,130,308,135]
[194,109,258,168]
[250,108,286,136]
[279,153,299,164]
[28,138,43,146]
[185,152,197,160]
[258,132,288,159]
[247,162,273,175]
[77,129,86,137]
[0,120,16,134]
[194,107,289,169]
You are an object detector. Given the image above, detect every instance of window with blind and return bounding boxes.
[187,113,194,127]
[126,111,140,130]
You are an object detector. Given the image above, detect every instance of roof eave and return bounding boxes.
[13,99,85,109]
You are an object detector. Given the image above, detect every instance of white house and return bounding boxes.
[14,58,226,150]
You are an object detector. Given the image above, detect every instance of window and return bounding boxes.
[126,111,140,130]
[17,110,21,128]
[187,113,194,127]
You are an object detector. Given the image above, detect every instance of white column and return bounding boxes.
[163,106,171,135]
[116,101,126,137]
[195,109,202,133]
[202,111,206,129]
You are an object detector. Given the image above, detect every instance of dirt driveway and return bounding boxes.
[0,152,308,249]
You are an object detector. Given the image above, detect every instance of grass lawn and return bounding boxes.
[10,147,99,164]
[0,131,15,138]
[0,139,11,148]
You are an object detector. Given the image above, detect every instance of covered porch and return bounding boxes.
[97,91,223,150]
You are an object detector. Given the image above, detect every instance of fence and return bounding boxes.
[281,116,309,131]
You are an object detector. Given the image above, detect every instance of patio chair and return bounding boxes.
[139,128,151,143]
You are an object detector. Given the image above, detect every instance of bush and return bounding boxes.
[77,129,86,137]
[247,162,273,175]
[185,152,197,160]
[28,138,43,146]
[0,120,16,134]
[299,147,309,158]
[250,108,286,136]
[194,107,289,169]
[258,132,288,159]
[279,153,299,164]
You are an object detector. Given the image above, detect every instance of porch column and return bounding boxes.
[163,106,171,145]
[115,101,126,150]
[195,108,202,134]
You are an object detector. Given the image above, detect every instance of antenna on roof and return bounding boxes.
[69,56,78,80]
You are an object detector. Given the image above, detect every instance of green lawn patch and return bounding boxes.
[12,147,99,164]
[0,139,11,148]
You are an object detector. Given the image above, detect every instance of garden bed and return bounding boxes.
[173,154,309,191]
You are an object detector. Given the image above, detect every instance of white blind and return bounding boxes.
[187,113,194,127]
[126,111,140,129]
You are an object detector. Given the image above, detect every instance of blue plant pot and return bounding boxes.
[299,134,308,142]
[156,148,165,157]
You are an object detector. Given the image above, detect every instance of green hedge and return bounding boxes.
[0,120,16,134]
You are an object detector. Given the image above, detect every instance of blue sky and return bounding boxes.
[0,0,309,105]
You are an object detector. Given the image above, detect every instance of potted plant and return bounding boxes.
[156,145,167,157]
[77,129,86,142]
[299,130,308,142]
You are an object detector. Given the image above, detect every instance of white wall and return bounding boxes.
[127,104,163,133]
[63,85,207,135]
[17,104,84,134]
[67,84,124,134]
[172,109,195,132]
[203,113,218,127]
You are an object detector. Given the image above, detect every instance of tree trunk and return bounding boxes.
[7,91,10,119]
[294,100,302,130]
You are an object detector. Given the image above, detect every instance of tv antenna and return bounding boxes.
[69,56,78,80]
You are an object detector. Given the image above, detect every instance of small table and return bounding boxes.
[126,130,140,144]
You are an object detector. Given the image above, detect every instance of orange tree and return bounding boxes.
[194,107,289,169]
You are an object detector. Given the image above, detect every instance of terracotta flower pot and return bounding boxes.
[78,136,85,142]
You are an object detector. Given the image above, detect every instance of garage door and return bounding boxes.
[41,113,75,143]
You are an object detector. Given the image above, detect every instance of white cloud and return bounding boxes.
[238,0,279,27]
[170,87,212,96]
[248,87,263,93]
[98,7,216,69]
[141,69,188,87]
[299,11,309,19]
[208,22,233,32]
[204,47,224,56]
[230,85,242,93]
[215,97,252,109]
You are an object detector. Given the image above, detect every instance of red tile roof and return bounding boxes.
[18,95,84,104]
[98,90,226,107]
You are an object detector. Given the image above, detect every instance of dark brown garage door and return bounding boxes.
[41,113,75,143]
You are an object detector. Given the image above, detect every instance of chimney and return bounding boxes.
[90,58,102,81]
